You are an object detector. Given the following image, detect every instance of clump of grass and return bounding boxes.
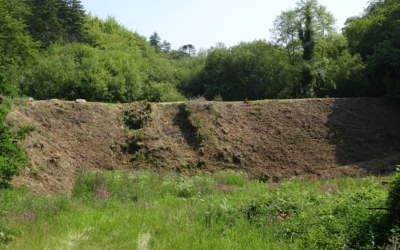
[122,102,153,129]
[213,170,248,187]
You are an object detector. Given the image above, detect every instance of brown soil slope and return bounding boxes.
[8,98,400,193]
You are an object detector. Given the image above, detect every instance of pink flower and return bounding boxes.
[94,185,110,200]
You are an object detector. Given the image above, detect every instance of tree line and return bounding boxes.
[0,0,399,102]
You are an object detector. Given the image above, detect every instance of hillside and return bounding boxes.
[8,98,400,194]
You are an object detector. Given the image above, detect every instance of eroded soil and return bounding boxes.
[8,98,400,194]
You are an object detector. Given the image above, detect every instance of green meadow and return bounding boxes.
[0,170,394,249]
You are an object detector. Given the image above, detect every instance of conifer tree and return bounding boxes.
[26,0,63,48]
[62,0,85,43]
[161,40,171,53]
[149,32,161,52]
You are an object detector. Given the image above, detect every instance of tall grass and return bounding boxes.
[0,170,394,249]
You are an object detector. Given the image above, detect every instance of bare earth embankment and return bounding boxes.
[8,98,400,194]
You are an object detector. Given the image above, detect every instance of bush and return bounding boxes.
[0,72,16,98]
[0,96,36,188]
[143,81,186,102]
[388,166,400,225]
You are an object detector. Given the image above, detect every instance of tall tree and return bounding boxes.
[297,0,316,96]
[344,0,400,98]
[187,44,196,56]
[271,10,301,67]
[0,0,38,68]
[160,40,171,53]
[271,10,302,96]
[149,32,161,52]
[298,0,335,97]
[297,0,316,61]
[59,0,86,44]
[313,4,335,58]
[179,44,196,56]
[25,0,64,48]
[271,0,335,97]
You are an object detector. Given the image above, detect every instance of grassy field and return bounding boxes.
[0,171,394,249]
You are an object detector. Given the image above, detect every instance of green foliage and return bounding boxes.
[23,43,147,102]
[0,224,21,245]
[243,181,389,248]
[0,71,16,97]
[0,96,36,188]
[179,44,196,56]
[344,0,400,98]
[1,0,396,103]
[25,0,86,47]
[26,0,63,47]
[0,0,39,73]
[11,15,188,103]
[59,0,86,44]
[0,172,394,248]
[201,41,290,101]
[297,1,316,62]
[329,51,367,97]
[149,32,161,53]
[144,81,186,102]
[388,167,400,225]
[213,171,247,187]
[213,94,223,102]
[271,10,301,67]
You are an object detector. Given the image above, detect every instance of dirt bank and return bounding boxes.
[8,98,400,193]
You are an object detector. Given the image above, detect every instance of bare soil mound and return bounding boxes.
[8,98,400,193]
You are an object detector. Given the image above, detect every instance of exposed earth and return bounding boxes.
[8,98,400,194]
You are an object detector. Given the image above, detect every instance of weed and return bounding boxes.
[122,102,153,129]
[214,170,247,186]
[216,184,233,193]
[134,149,146,162]
[135,129,145,141]
[319,184,339,194]
[94,185,110,200]
[233,154,242,164]
[214,94,223,102]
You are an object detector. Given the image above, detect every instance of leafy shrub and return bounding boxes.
[202,41,289,101]
[23,43,146,102]
[0,96,36,188]
[239,180,390,248]
[213,94,223,102]
[143,81,186,102]
[0,72,16,98]
[388,166,400,226]
[0,224,21,245]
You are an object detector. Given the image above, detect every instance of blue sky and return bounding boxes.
[80,0,369,50]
